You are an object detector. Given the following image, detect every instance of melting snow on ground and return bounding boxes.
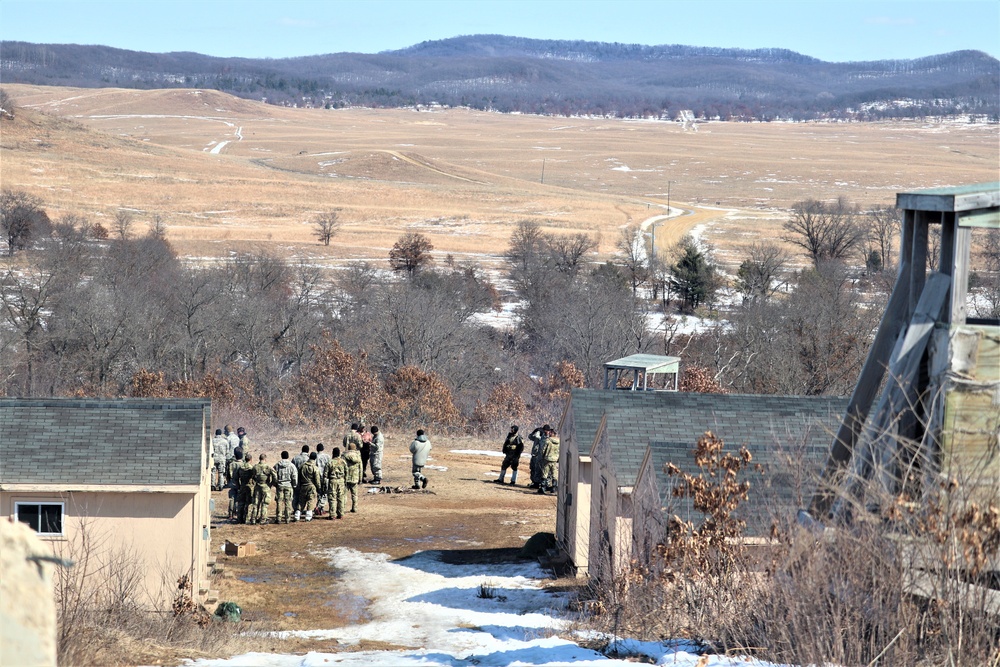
[183,547,784,667]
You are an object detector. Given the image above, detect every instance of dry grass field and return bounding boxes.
[2,84,998,268]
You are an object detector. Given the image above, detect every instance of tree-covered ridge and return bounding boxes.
[1,37,997,119]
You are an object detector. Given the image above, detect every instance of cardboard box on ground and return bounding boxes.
[224,541,257,557]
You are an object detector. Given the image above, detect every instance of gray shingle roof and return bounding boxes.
[568,388,848,490]
[0,398,210,486]
[648,432,831,537]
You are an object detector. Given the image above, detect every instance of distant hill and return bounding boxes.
[2,35,997,121]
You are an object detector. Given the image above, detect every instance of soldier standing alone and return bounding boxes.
[409,429,432,489]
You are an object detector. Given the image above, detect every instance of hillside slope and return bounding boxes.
[2,36,997,120]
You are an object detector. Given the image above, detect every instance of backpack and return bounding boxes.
[253,465,270,485]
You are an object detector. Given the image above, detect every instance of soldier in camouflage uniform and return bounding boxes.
[342,425,363,462]
[323,447,348,519]
[344,441,362,513]
[249,454,276,524]
[369,425,384,485]
[226,448,245,521]
[538,427,561,495]
[235,451,256,524]
[295,452,322,522]
[527,425,549,489]
[273,450,298,524]
[211,428,228,491]
[225,424,240,453]
[291,444,310,516]
[315,443,331,516]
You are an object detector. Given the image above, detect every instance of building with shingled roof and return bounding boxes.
[556,389,847,580]
[0,398,215,610]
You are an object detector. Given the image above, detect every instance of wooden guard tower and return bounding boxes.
[812,182,1000,522]
[602,354,680,391]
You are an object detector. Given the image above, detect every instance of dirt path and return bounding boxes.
[208,433,558,648]
[379,150,486,184]
[645,204,737,256]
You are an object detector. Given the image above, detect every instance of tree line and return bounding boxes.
[3,188,997,431]
[2,39,996,121]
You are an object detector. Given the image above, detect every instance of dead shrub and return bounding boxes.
[385,365,461,428]
[278,334,389,425]
[679,364,728,394]
[583,433,1000,666]
[589,432,762,647]
[541,360,585,402]
[472,382,527,434]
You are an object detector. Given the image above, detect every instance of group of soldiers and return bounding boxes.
[210,424,249,491]
[212,423,385,524]
[210,421,559,525]
[495,423,560,494]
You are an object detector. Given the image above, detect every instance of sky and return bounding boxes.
[1,0,997,63]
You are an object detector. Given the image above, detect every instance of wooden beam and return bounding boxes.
[909,211,931,316]
[951,226,972,325]
[829,273,951,522]
[816,267,911,503]
[958,207,1000,229]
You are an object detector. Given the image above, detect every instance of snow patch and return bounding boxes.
[185,548,782,667]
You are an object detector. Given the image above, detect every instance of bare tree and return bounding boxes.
[735,241,789,303]
[367,275,493,390]
[783,198,864,266]
[389,232,434,276]
[113,209,134,241]
[536,272,650,383]
[148,213,168,241]
[312,209,341,246]
[0,265,59,393]
[1,189,46,256]
[504,220,544,273]
[546,231,599,275]
[862,205,901,272]
[615,224,649,295]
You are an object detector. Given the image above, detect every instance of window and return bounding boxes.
[15,502,64,535]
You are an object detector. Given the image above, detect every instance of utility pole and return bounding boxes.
[651,180,674,263]
[540,158,545,184]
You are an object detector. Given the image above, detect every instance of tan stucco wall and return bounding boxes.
[572,460,592,575]
[1,490,204,610]
[0,520,57,667]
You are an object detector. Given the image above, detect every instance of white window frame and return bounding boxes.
[14,501,66,536]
